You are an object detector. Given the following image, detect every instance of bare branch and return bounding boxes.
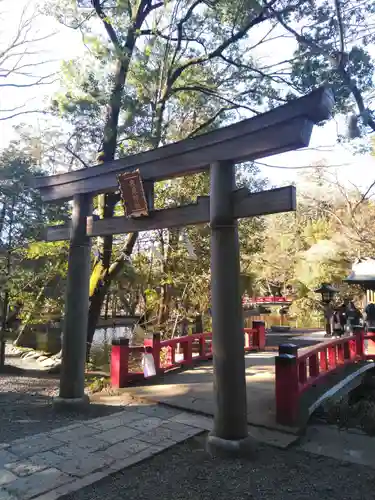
[165,9,268,92]
[254,160,353,170]
[353,178,375,210]
[219,54,303,94]
[65,145,90,169]
[139,27,208,52]
[168,0,205,73]
[0,59,58,76]
[0,109,50,121]
[0,4,59,118]
[186,105,241,137]
[170,84,260,114]
[58,9,96,31]
[0,74,58,88]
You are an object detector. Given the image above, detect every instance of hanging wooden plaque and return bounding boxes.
[117,170,149,218]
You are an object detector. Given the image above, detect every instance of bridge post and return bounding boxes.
[144,333,162,374]
[152,333,161,374]
[252,320,266,350]
[278,343,298,356]
[207,160,249,453]
[111,338,130,388]
[54,194,92,408]
[275,347,299,426]
[366,327,375,357]
[353,325,365,358]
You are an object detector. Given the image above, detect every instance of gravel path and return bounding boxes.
[0,349,126,444]
[64,434,373,500]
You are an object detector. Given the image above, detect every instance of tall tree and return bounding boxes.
[46,0,375,353]
[49,0,303,353]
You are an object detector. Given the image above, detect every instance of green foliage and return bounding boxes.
[291,45,374,112]
[288,1,375,116]
[0,145,70,327]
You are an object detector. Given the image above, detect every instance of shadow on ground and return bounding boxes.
[0,371,126,443]
[112,353,279,431]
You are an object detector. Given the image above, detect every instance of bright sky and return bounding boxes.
[1,0,374,190]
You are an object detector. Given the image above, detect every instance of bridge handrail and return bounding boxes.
[296,334,361,391]
[275,329,366,426]
[111,321,266,388]
[146,331,214,372]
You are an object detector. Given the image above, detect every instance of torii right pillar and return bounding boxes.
[207,160,251,455]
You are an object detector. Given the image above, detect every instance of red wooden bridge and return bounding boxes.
[110,324,375,431]
[111,321,266,387]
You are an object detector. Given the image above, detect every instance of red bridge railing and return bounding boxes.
[275,327,366,426]
[111,321,265,388]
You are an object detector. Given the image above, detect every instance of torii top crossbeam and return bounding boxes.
[35,87,334,203]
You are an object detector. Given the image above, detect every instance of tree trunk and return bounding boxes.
[0,202,7,238]
[86,232,138,360]
[85,0,152,357]
[85,0,173,358]
[157,229,179,333]
[13,284,48,346]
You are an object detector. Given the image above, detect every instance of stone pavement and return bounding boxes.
[105,339,351,437]
[119,351,291,433]
[94,351,306,446]
[297,424,375,468]
[0,403,209,500]
[4,403,371,500]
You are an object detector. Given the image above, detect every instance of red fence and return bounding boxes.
[275,328,367,426]
[111,321,265,388]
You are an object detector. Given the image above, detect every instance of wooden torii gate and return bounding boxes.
[34,86,333,451]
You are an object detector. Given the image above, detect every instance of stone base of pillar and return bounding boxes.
[206,432,258,458]
[52,394,90,411]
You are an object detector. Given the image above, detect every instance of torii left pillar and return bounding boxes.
[54,194,92,408]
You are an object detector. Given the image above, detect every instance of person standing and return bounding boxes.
[193,307,203,334]
[332,308,344,337]
[323,302,334,337]
[365,302,375,329]
[338,299,348,334]
[346,301,362,333]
